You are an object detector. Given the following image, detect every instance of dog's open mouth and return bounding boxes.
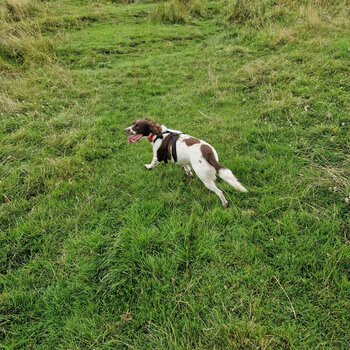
[128,134,143,144]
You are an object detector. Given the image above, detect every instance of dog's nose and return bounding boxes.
[124,127,129,133]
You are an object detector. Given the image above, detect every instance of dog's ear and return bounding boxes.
[147,119,163,138]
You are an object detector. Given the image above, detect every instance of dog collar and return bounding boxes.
[149,131,171,143]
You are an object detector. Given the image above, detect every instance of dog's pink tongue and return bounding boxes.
[128,134,143,144]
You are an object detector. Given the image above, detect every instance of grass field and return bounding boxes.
[1,0,350,348]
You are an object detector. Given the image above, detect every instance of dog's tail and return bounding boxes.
[218,168,248,193]
[201,144,248,193]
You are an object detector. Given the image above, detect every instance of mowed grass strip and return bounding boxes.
[1,0,349,349]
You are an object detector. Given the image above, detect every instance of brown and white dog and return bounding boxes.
[125,119,247,207]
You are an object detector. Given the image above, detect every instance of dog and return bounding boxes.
[125,119,248,207]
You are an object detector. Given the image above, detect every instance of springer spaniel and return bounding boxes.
[125,119,247,207]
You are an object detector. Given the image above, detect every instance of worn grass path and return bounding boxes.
[1,1,350,349]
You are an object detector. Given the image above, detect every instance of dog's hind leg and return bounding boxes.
[183,165,193,178]
[202,180,228,208]
[192,162,228,207]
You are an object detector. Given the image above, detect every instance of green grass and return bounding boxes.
[1,0,350,348]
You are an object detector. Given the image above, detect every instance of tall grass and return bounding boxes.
[1,0,39,21]
[0,1,52,67]
[152,0,205,24]
[0,25,53,65]
[110,0,135,3]
[222,0,350,27]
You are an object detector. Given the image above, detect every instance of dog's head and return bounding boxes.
[124,119,163,144]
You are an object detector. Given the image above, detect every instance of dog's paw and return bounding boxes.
[222,201,229,208]
[144,164,152,170]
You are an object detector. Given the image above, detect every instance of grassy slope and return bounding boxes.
[1,1,350,349]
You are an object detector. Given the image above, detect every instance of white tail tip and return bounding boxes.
[218,168,248,193]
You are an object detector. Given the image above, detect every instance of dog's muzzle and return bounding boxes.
[124,127,135,136]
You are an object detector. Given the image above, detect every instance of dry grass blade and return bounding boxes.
[273,276,297,320]
[2,0,39,21]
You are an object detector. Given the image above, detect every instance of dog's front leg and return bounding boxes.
[144,157,159,170]
[144,143,160,170]
[144,147,159,169]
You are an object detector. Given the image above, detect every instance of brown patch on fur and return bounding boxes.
[184,137,200,146]
[200,144,223,172]
[145,118,162,138]
[132,119,163,138]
